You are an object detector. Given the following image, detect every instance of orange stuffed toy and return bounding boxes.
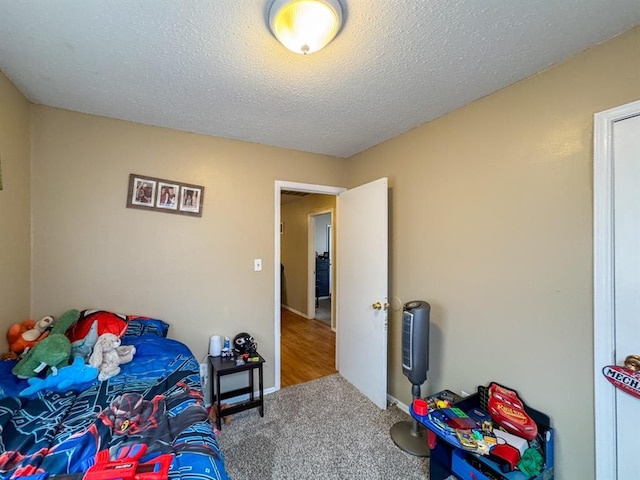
[7,316,54,357]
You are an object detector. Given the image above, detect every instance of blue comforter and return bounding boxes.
[0,335,230,480]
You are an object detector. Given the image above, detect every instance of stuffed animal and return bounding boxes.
[13,333,71,378]
[70,320,99,362]
[12,309,80,379]
[7,316,54,356]
[89,333,136,381]
[19,356,99,398]
[208,403,232,426]
[116,344,136,364]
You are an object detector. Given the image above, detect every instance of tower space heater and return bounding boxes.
[390,300,431,457]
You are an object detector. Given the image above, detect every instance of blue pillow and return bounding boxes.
[124,317,170,338]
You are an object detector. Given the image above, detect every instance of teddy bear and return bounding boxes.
[6,316,54,357]
[89,333,136,381]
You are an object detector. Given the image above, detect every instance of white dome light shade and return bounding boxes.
[269,0,343,55]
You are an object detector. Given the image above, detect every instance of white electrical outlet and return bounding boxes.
[254,258,262,271]
[199,363,207,378]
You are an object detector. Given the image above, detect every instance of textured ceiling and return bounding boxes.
[0,1,639,158]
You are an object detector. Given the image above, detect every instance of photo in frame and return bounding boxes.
[156,181,179,210]
[130,176,156,207]
[179,186,202,214]
[126,174,204,217]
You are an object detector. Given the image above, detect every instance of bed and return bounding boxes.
[0,310,231,480]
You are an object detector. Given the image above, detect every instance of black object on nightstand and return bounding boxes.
[208,353,265,430]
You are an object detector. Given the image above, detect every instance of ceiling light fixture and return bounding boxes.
[269,0,343,55]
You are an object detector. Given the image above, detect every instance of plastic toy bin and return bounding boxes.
[416,387,554,480]
[452,447,554,480]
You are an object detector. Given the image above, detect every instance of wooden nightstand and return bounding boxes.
[208,353,265,430]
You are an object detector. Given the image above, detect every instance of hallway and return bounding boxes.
[281,308,336,388]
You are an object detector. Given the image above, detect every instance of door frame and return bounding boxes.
[593,99,640,479]
[307,208,334,324]
[274,180,346,391]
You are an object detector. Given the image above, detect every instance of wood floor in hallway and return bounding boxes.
[281,308,336,388]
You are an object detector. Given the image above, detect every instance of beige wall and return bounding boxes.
[29,106,346,386]
[0,71,31,347]
[346,26,640,480]
[281,194,336,316]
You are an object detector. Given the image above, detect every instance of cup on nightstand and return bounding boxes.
[209,335,222,357]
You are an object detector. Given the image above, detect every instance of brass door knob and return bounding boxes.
[372,301,389,310]
[624,355,640,372]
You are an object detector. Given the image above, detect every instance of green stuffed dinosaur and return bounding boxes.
[12,309,80,379]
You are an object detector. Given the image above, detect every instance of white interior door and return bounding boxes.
[336,177,388,409]
[594,101,640,479]
[611,113,640,477]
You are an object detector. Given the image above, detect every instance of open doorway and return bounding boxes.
[274,181,346,391]
[275,178,390,407]
[279,194,336,388]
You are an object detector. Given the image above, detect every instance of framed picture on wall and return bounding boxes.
[126,174,204,217]
[156,181,179,210]
[179,185,203,215]
[129,176,156,207]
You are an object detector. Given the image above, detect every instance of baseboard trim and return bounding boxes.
[281,304,310,319]
[387,393,409,414]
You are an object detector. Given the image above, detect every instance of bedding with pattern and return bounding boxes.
[0,313,230,480]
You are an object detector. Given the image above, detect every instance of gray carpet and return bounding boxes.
[315,297,331,326]
[217,374,430,479]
